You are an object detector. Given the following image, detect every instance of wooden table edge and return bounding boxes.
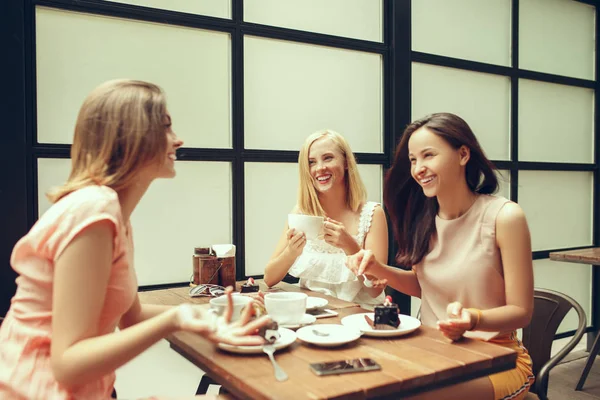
[167,333,517,400]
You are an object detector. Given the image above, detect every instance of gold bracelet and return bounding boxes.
[466,308,482,331]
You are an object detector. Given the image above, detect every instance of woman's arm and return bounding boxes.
[263,224,305,287]
[438,203,534,339]
[476,202,534,331]
[50,220,180,389]
[361,206,390,298]
[119,297,172,329]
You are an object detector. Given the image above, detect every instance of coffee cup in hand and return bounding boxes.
[287,214,324,240]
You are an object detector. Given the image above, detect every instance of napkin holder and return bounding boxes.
[192,245,236,288]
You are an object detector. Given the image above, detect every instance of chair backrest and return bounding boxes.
[522,288,586,398]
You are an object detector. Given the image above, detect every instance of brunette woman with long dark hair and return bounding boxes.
[347,113,535,400]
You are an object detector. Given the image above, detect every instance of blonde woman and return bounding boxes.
[0,80,269,400]
[264,130,389,308]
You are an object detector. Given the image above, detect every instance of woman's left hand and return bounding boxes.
[437,301,475,341]
[176,287,271,346]
[323,217,360,254]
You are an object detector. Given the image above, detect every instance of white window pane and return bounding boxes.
[36,7,231,148]
[412,63,511,161]
[244,36,383,153]
[38,159,232,285]
[520,0,595,80]
[37,158,70,217]
[358,164,382,204]
[244,0,382,42]
[497,170,510,199]
[108,0,230,18]
[534,258,591,334]
[132,162,232,285]
[519,171,593,251]
[519,79,594,163]
[245,163,298,276]
[412,0,511,66]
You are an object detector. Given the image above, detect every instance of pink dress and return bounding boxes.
[0,185,138,399]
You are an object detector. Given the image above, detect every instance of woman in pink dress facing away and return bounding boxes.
[0,79,269,400]
[347,113,535,399]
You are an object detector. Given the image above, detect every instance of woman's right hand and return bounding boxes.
[346,249,381,277]
[173,288,271,346]
[284,228,306,259]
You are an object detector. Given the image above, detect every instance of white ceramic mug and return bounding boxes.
[264,292,307,325]
[209,294,251,322]
[288,214,324,240]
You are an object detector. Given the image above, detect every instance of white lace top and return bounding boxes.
[288,201,385,308]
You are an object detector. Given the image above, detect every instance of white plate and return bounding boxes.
[279,313,317,329]
[297,324,362,347]
[306,296,329,311]
[341,313,421,337]
[217,328,297,354]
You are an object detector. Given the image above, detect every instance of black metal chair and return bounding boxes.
[522,288,587,400]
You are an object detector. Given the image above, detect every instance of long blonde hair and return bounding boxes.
[297,129,366,216]
[48,79,168,203]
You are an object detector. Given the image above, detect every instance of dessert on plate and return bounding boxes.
[372,295,400,330]
[240,277,260,293]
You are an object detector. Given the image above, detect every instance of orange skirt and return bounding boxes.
[487,331,535,400]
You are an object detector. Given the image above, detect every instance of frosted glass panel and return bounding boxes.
[37,158,232,285]
[412,63,511,161]
[37,158,71,217]
[519,79,594,163]
[109,0,230,18]
[245,163,298,276]
[244,0,382,42]
[519,171,593,251]
[497,170,510,199]
[412,0,511,66]
[36,7,231,148]
[520,0,595,80]
[534,258,591,334]
[245,36,383,153]
[132,162,232,285]
[244,162,383,276]
[358,164,382,204]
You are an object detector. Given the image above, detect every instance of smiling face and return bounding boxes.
[155,112,183,179]
[308,136,346,194]
[408,127,469,198]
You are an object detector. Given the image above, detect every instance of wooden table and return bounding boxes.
[139,281,517,399]
[550,247,600,391]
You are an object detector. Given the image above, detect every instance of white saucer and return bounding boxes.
[341,313,421,337]
[306,296,328,311]
[217,328,296,354]
[296,324,362,347]
[279,313,317,329]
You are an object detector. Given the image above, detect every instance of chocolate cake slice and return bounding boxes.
[373,296,400,330]
[240,277,259,293]
[257,320,280,343]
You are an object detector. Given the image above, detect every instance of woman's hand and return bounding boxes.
[174,287,271,346]
[437,301,476,341]
[284,228,306,259]
[346,249,382,277]
[323,218,360,255]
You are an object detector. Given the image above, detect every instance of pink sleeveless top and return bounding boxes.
[0,185,137,399]
[414,195,510,340]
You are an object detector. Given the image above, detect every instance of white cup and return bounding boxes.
[288,214,324,240]
[264,292,307,325]
[209,294,252,322]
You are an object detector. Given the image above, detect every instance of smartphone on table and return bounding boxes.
[310,358,381,376]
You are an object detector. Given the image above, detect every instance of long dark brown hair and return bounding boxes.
[384,113,498,266]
